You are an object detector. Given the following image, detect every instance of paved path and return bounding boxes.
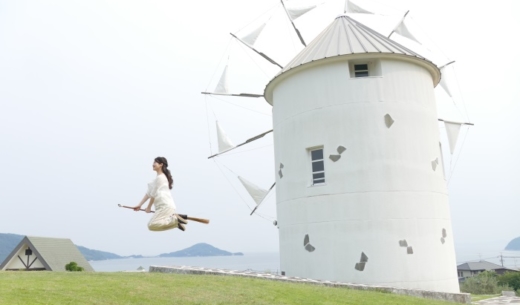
[474,296,520,304]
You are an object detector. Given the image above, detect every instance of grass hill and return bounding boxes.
[159,242,243,257]
[0,272,455,305]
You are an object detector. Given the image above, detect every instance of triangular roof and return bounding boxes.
[0,236,94,272]
[264,15,440,103]
[457,260,517,272]
[283,14,431,73]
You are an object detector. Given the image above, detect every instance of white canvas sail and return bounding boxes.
[287,5,317,20]
[216,121,235,153]
[238,176,268,205]
[439,66,453,97]
[214,65,229,94]
[393,19,420,44]
[241,23,267,46]
[344,0,373,14]
[444,121,462,154]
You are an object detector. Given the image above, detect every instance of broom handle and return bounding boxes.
[118,204,209,224]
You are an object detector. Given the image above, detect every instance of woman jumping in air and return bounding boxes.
[131,157,187,231]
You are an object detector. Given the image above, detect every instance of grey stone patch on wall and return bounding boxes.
[384,114,394,128]
[304,234,315,252]
[441,228,447,244]
[407,247,414,254]
[305,244,315,252]
[278,163,284,178]
[355,262,366,271]
[431,158,439,171]
[399,240,408,247]
[149,266,471,304]
[329,154,341,162]
[355,252,368,271]
[337,146,346,154]
[360,252,368,263]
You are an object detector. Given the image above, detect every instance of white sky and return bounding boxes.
[0,0,519,263]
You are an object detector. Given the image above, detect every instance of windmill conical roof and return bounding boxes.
[265,15,440,103]
[284,14,434,72]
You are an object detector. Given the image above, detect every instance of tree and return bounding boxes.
[460,271,511,295]
[498,272,520,291]
[65,261,84,271]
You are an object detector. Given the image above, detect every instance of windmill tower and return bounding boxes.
[263,15,460,293]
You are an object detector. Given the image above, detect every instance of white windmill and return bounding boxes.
[203,0,472,293]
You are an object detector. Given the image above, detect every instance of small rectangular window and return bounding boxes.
[310,148,325,185]
[354,64,369,77]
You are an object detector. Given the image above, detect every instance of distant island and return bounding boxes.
[0,233,242,262]
[159,243,243,257]
[0,233,134,262]
[505,237,520,251]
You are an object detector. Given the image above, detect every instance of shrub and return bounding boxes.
[65,261,84,272]
[497,272,520,291]
[460,270,511,294]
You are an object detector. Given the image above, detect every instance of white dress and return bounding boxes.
[146,174,178,231]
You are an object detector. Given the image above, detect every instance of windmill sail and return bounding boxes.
[241,23,267,46]
[208,129,273,159]
[281,0,307,47]
[216,121,236,153]
[444,121,462,154]
[200,64,264,97]
[389,11,420,44]
[439,62,456,97]
[238,177,276,215]
[238,176,268,205]
[214,65,229,94]
[286,4,317,20]
[394,20,420,44]
[344,0,373,14]
[230,33,283,69]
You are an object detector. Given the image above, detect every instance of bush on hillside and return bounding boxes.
[497,272,520,292]
[65,261,84,272]
[460,271,511,294]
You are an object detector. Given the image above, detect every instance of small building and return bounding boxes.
[0,236,94,271]
[457,261,518,278]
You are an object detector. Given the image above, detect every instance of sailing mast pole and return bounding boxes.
[230,33,283,69]
[280,0,307,47]
[208,129,273,159]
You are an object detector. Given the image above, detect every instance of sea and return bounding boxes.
[90,248,520,273]
[90,252,280,273]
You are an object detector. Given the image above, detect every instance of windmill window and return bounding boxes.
[310,148,325,185]
[354,64,369,77]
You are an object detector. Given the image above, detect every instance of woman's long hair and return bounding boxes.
[155,156,173,189]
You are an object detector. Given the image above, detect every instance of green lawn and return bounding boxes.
[469,294,500,302]
[0,271,459,305]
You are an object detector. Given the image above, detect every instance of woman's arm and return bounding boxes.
[145,197,154,213]
[132,194,150,211]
